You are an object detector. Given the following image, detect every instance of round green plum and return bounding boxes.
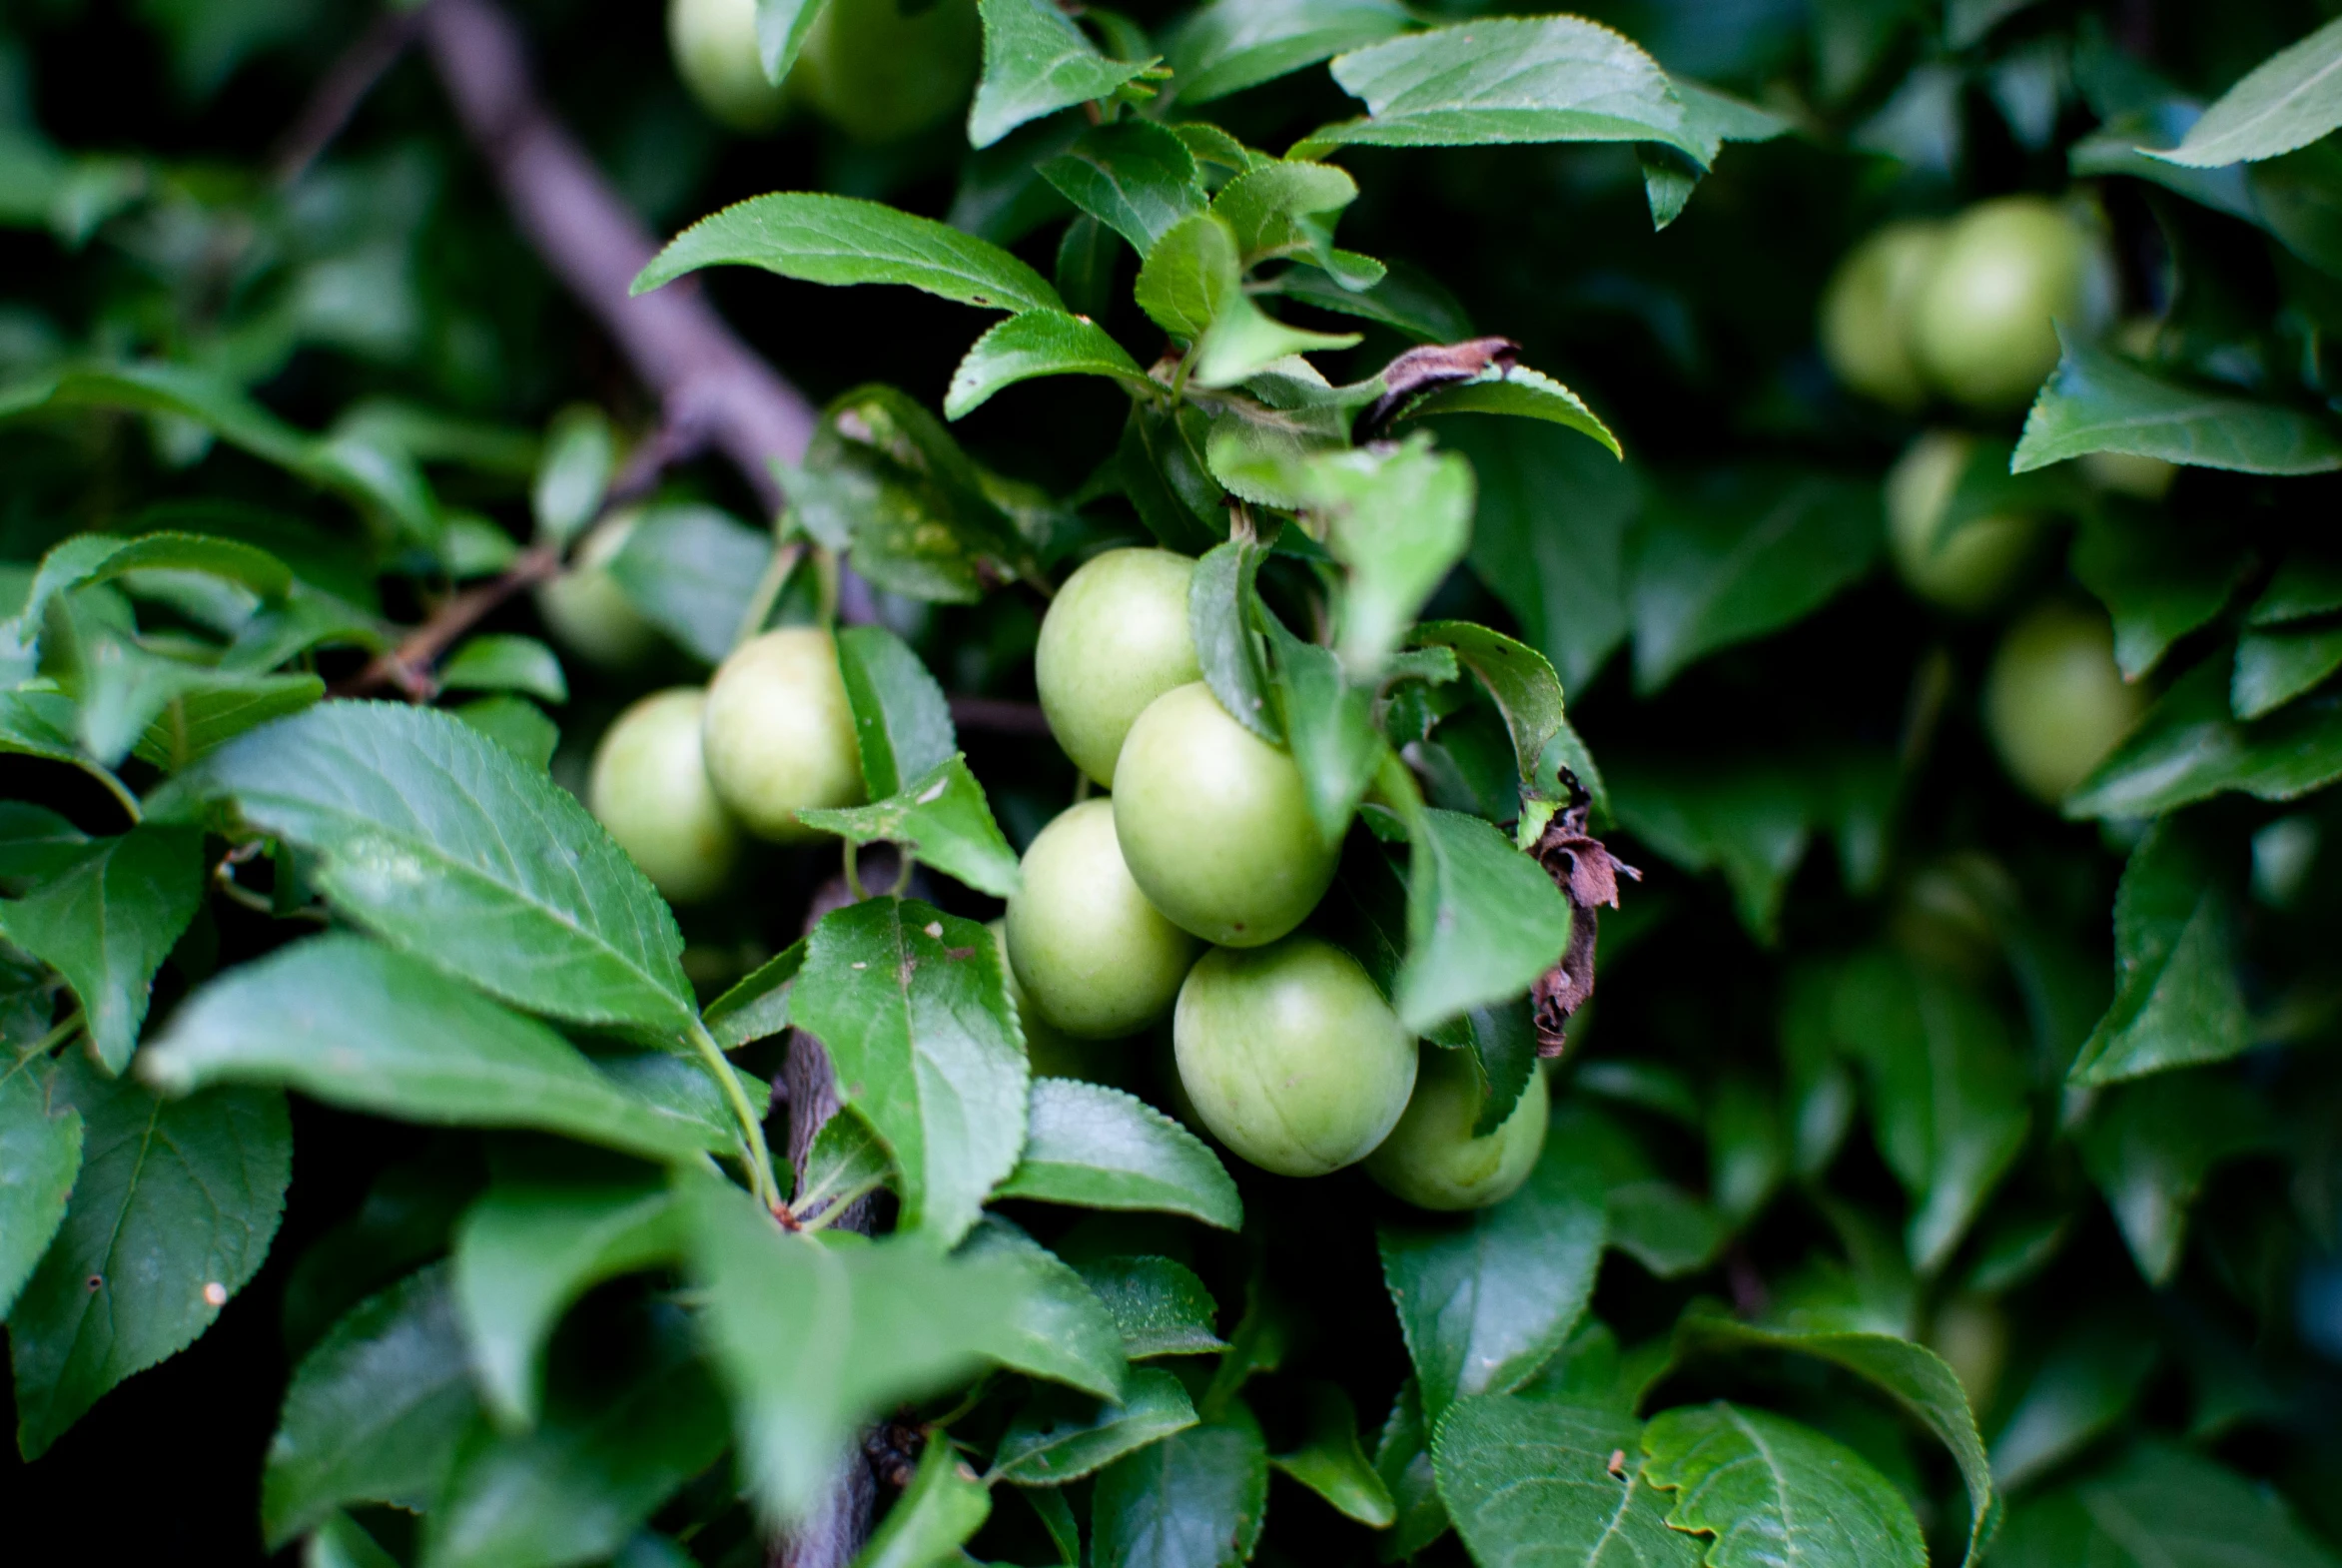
[667,0,789,133]
[1913,197,2112,412]
[1365,1048,1549,1210]
[1036,547,1203,786]
[1172,935,1417,1177]
[701,626,864,841]
[1984,600,2145,804]
[793,0,979,143]
[589,687,742,903]
[988,919,1129,1084]
[1006,800,1200,1039]
[1886,430,2041,613]
[1819,219,1945,410]
[1113,683,1338,948]
[536,511,661,671]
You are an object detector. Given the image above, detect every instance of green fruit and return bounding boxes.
[701,627,865,841]
[1364,1048,1549,1210]
[1005,800,1200,1039]
[1886,430,2041,612]
[793,0,979,143]
[989,919,1124,1083]
[589,688,742,903]
[1913,197,2112,413]
[1036,548,1203,787]
[1984,601,2146,804]
[536,511,661,670]
[667,0,788,133]
[1172,935,1417,1177]
[2080,449,2177,500]
[1819,219,1945,410]
[1113,683,1338,948]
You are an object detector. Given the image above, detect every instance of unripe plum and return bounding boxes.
[1819,219,1945,410]
[1913,197,2112,413]
[1983,601,2145,804]
[1365,1047,1549,1210]
[989,919,1123,1084]
[1172,935,1416,1177]
[793,0,979,143]
[589,688,742,903]
[667,0,789,133]
[536,511,660,671]
[1886,430,2041,613]
[1113,683,1337,948]
[1005,800,1199,1039]
[701,627,864,841]
[1035,547,1203,786]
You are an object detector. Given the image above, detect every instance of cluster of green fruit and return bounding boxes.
[666,0,978,141]
[1821,196,2151,804]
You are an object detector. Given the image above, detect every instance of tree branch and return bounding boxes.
[271,7,422,186]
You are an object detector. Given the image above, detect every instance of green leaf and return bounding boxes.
[1260,610,1378,843]
[1038,121,1206,256]
[530,405,614,547]
[1640,78,1792,228]
[1076,1254,1227,1358]
[1628,472,1881,694]
[1831,952,2030,1274]
[425,1313,729,1568]
[11,1054,289,1459]
[1390,364,1620,457]
[1671,1317,1997,1567]
[1414,622,1567,792]
[1608,759,1818,943]
[439,634,566,705]
[2248,554,2342,625]
[449,1174,683,1427]
[142,935,719,1166]
[2070,504,2251,681]
[1265,259,1475,344]
[1120,399,1230,555]
[946,310,1150,421]
[969,0,1154,150]
[791,897,1028,1247]
[0,530,292,674]
[858,1436,994,1568]
[1993,1442,2341,1568]
[451,696,559,772]
[1164,0,1411,105]
[1641,1401,1928,1568]
[1378,1133,1607,1421]
[993,1367,1200,1484]
[606,503,775,666]
[1271,1383,1394,1527]
[40,591,323,769]
[633,193,1062,314]
[836,623,958,801]
[681,1175,1026,1527]
[1373,1379,1450,1558]
[1433,1395,1699,1568]
[997,1078,1242,1228]
[0,1057,82,1318]
[0,825,203,1073]
[0,801,91,881]
[2074,1071,2274,1286]
[798,754,1022,899]
[262,1265,481,1546]
[2068,819,2251,1088]
[310,1512,402,1568]
[2148,16,2342,167]
[128,671,327,772]
[1301,18,1708,164]
[1135,214,1358,386]
[1093,1408,1269,1568]
[1210,157,1360,273]
[1395,808,1573,1036]
[2234,620,2342,718]
[958,1217,1128,1402]
[2067,657,2342,818]
[2012,334,2342,476]
[754,0,827,87]
[794,1104,894,1221]
[705,939,805,1051]
[1190,536,1279,743]
[152,701,695,1039]
[1986,1315,2161,1490]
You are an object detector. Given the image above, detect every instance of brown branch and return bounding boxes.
[336,543,561,699]
[271,8,422,186]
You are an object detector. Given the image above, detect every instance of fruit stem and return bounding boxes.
[687,1017,783,1212]
[843,840,867,903]
[730,539,804,652]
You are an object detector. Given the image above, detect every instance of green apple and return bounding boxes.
[667,0,788,133]
[1005,799,1200,1039]
[793,0,980,144]
[1886,430,2042,613]
[1983,600,2146,804]
[1913,197,2113,413]
[1364,1048,1549,1210]
[1114,683,1340,948]
[1036,547,1203,787]
[1172,934,1417,1177]
[536,510,661,670]
[701,626,865,841]
[589,687,742,903]
[1819,219,1945,410]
